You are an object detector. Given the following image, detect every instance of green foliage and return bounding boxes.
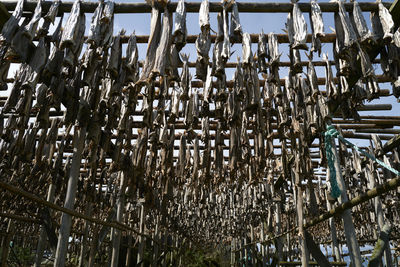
[1,245,35,266]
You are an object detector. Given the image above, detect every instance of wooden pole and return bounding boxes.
[325,132,363,266]
[78,202,92,267]
[1,1,389,14]
[137,204,145,266]
[1,220,14,267]
[365,164,393,267]
[53,125,87,267]
[325,186,341,262]
[110,171,127,267]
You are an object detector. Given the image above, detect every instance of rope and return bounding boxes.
[324,125,342,199]
[324,126,400,193]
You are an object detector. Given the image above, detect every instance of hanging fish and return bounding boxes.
[323,53,339,101]
[195,0,211,81]
[212,14,225,78]
[38,0,60,36]
[378,0,394,42]
[230,0,242,43]
[203,65,213,105]
[125,32,139,82]
[335,0,358,53]
[349,0,373,46]
[169,86,181,122]
[358,44,380,99]
[173,0,187,51]
[268,33,281,67]
[221,0,231,61]
[0,0,24,44]
[257,31,268,74]
[139,0,162,83]
[305,54,320,100]
[152,6,173,77]
[60,0,85,49]
[177,134,187,179]
[291,0,308,50]
[107,30,124,79]
[24,0,42,40]
[180,53,190,100]
[310,0,324,55]
[169,44,182,81]
[242,33,253,66]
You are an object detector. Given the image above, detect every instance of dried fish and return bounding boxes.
[195,0,211,81]
[257,31,268,74]
[291,0,308,50]
[323,53,339,101]
[212,41,225,78]
[173,0,187,51]
[242,33,252,66]
[177,134,187,179]
[107,30,124,79]
[24,0,42,40]
[0,0,24,44]
[153,7,173,77]
[349,0,373,46]
[125,32,139,82]
[336,0,358,51]
[230,0,242,43]
[310,0,324,55]
[38,0,60,36]
[378,0,394,42]
[306,56,320,100]
[180,53,190,100]
[87,1,105,47]
[169,44,181,81]
[357,44,379,99]
[0,62,9,91]
[268,33,281,67]
[60,0,84,49]
[139,1,162,83]
[221,0,231,61]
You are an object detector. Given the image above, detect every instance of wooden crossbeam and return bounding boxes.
[0,1,391,14]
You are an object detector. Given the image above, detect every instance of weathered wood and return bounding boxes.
[368,224,392,267]
[304,230,332,267]
[1,1,390,14]
[53,126,87,267]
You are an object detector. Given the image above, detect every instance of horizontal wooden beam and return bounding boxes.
[0,1,391,14]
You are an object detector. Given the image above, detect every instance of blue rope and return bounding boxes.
[324,126,400,199]
[324,125,342,199]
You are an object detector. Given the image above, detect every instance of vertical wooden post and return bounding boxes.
[366,165,393,267]
[88,228,99,267]
[261,222,266,266]
[137,204,145,266]
[325,181,341,262]
[275,201,283,261]
[292,155,309,267]
[53,125,87,267]
[1,220,14,267]
[231,238,236,266]
[152,215,160,267]
[78,202,93,267]
[34,182,56,267]
[329,131,363,267]
[111,171,127,267]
